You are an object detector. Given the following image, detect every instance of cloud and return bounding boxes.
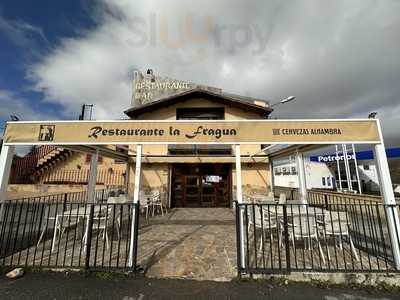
[0,89,55,126]
[26,0,400,145]
[0,14,49,56]
[0,89,58,155]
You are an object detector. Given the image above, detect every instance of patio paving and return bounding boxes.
[137,208,237,281]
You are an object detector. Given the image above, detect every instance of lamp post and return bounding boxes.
[269,96,296,108]
[268,96,296,119]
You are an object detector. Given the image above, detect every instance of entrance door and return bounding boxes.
[171,164,231,207]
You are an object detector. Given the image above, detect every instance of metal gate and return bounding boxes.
[235,200,400,275]
[0,190,140,272]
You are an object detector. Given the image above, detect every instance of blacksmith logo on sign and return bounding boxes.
[38,125,55,141]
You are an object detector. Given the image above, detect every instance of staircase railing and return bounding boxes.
[10,146,61,183]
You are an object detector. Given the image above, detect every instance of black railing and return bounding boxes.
[0,189,140,271]
[235,201,400,275]
[3,186,125,205]
[273,186,400,205]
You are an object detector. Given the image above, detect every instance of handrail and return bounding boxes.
[274,186,400,204]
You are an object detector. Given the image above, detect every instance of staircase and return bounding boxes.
[10,146,73,183]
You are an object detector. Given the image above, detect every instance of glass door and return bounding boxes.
[184,176,201,207]
[201,176,215,207]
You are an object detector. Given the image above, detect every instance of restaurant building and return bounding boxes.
[124,87,273,208]
[7,73,274,208]
[1,73,400,279]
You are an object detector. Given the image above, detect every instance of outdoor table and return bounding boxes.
[51,205,105,251]
[263,205,326,218]
[252,194,276,203]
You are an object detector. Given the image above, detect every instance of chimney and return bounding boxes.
[253,100,267,107]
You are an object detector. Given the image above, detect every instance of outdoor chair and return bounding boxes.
[243,194,253,203]
[115,194,129,203]
[89,204,122,250]
[267,192,275,201]
[37,204,56,247]
[283,214,326,265]
[278,193,287,204]
[286,199,303,205]
[37,204,81,250]
[247,205,280,251]
[108,191,116,198]
[149,190,167,216]
[252,193,275,204]
[139,191,151,219]
[106,198,127,239]
[319,211,359,261]
[50,209,82,252]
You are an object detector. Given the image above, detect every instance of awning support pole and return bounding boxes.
[125,160,130,194]
[270,159,275,194]
[374,142,400,269]
[343,144,353,191]
[84,149,98,253]
[335,145,343,191]
[352,144,362,194]
[296,150,307,204]
[235,144,245,269]
[129,144,142,268]
[0,145,15,222]
[87,150,98,203]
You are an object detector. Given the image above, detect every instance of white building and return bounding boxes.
[311,147,400,194]
[273,156,336,190]
[273,148,400,195]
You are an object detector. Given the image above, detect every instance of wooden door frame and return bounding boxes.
[171,163,232,208]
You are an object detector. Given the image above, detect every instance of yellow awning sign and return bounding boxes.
[3,119,380,145]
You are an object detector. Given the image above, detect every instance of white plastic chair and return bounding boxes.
[149,190,166,216]
[139,191,151,219]
[278,193,287,205]
[320,211,359,261]
[285,215,326,265]
[247,205,280,251]
[267,191,275,201]
[106,197,126,239]
[91,203,123,250]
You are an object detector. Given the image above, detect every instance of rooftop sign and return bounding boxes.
[3,119,380,145]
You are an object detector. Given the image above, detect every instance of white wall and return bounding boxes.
[357,161,380,192]
[274,156,398,194]
[273,161,335,189]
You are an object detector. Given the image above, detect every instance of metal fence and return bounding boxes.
[0,188,140,271]
[235,201,400,275]
[39,169,126,186]
[273,186,400,205]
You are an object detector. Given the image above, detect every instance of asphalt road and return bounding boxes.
[0,271,400,300]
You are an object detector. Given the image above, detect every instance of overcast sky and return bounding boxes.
[0,0,399,146]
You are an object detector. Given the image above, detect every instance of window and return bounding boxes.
[327,177,331,186]
[363,165,370,170]
[281,167,291,175]
[86,154,103,164]
[169,107,230,155]
[176,107,224,120]
[115,146,128,164]
[168,144,232,155]
[322,177,326,186]
[291,166,297,175]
